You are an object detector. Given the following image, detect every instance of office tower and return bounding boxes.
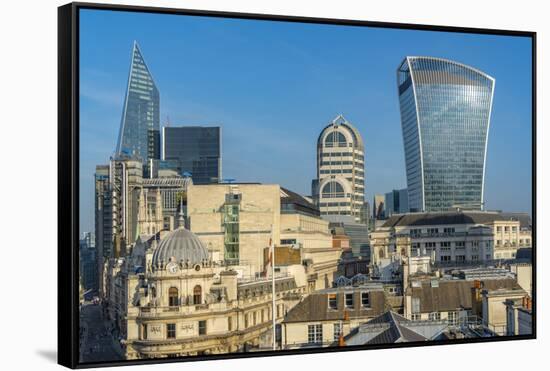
[162,126,221,184]
[397,56,495,212]
[116,41,160,175]
[312,115,365,223]
[385,188,409,217]
[373,194,385,220]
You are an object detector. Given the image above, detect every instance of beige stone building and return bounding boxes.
[312,114,366,222]
[187,183,342,290]
[484,214,532,259]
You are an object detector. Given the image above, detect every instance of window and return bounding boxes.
[505,226,510,232]
[345,293,353,308]
[198,320,207,335]
[261,309,265,323]
[321,181,345,199]
[497,226,502,232]
[411,313,421,321]
[167,323,176,339]
[512,226,517,232]
[325,131,347,147]
[456,255,465,262]
[168,287,179,307]
[253,311,257,326]
[193,285,202,305]
[496,240,501,246]
[244,314,249,328]
[425,242,436,248]
[443,227,455,234]
[361,292,370,307]
[448,311,458,325]
[142,324,148,340]
[440,256,451,262]
[228,316,233,331]
[333,323,342,342]
[412,298,420,314]
[308,324,323,344]
[328,294,337,310]
[427,228,439,235]
[472,255,479,261]
[440,241,451,248]
[455,241,465,248]
[410,229,421,237]
[429,312,441,321]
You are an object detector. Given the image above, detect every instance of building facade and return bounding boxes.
[397,56,495,212]
[371,211,498,266]
[116,41,160,175]
[186,183,342,290]
[384,188,409,217]
[312,115,365,223]
[162,126,221,184]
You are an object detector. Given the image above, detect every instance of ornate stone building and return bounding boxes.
[108,219,309,358]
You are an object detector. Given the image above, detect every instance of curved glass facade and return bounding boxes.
[397,56,495,212]
[116,41,160,167]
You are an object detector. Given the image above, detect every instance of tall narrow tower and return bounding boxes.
[116,41,160,174]
[397,56,495,212]
[312,115,365,222]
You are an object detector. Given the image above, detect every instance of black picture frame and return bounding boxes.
[58,2,537,369]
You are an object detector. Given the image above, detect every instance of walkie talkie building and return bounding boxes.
[397,56,495,212]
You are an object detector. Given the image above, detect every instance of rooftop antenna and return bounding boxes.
[165,115,171,128]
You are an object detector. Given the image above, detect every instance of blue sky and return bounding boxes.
[79,9,533,233]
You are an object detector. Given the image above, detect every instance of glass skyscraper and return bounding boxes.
[162,126,221,184]
[116,41,160,170]
[397,56,495,212]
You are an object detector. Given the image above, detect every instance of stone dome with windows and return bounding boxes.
[151,226,209,269]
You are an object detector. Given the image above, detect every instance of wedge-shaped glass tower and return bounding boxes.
[116,41,160,169]
[397,56,495,212]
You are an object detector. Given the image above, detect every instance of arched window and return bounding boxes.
[379,248,385,259]
[193,285,202,305]
[325,131,347,147]
[168,287,179,307]
[322,181,345,198]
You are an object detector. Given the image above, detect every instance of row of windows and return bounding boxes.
[328,292,370,310]
[496,226,518,232]
[307,323,345,344]
[166,286,202,306]
[410,227,456,236]
[143,320,208,340]
[321,152,360,158]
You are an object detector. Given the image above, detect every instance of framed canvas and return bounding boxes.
[58,2,536,369]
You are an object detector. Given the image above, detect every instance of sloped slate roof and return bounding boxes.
[283,289,386,323]
[407,279,522,313]
[383,211,532,229]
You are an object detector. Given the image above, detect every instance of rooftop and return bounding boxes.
[383,211,532,229]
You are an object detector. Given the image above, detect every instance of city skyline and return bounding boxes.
[79,10,532,233]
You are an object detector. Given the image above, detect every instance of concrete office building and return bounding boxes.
[397,57,495,212]
[186,183,342,290]
[312,115,366,223]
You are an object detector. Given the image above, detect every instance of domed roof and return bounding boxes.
[152,227,209,268]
